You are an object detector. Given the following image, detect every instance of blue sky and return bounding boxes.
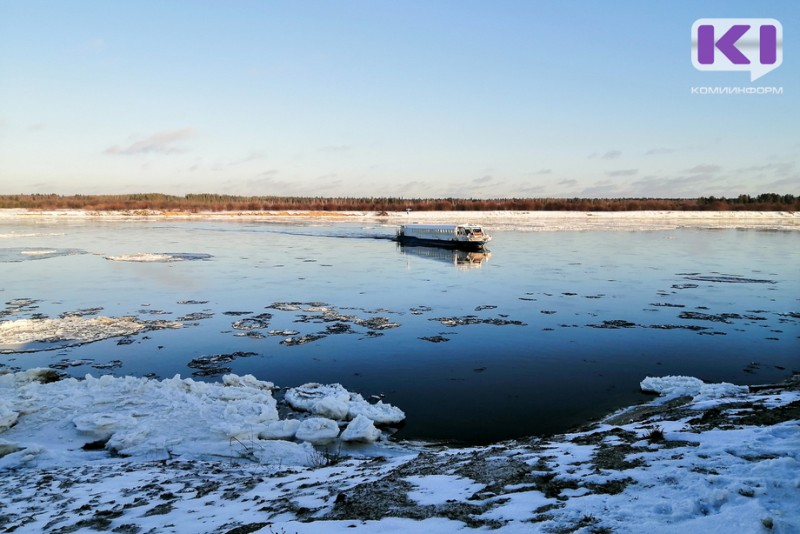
[0,1,797,198]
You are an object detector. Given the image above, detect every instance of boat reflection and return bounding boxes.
[398,244,491,269]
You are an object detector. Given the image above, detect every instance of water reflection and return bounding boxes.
[398,244,491,269]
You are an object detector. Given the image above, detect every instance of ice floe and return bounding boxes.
[103,252,213,262]
[0,316,181,351]
[0,232,64,239]
[0,247,87,262]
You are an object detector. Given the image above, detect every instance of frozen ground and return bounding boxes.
[0,370,797,533]
[1,209,797,232]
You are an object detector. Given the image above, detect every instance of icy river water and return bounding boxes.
[1,217,798,444]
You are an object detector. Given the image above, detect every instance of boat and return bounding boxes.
[395,224,491,250]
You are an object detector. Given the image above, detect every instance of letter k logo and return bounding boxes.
[692,19,783,81]
[697,24,750,64]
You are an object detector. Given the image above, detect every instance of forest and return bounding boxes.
[0,193,797,212]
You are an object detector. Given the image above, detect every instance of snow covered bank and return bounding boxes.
[0,370,404,470]
[1,208,797,231]
[0,371,797,532]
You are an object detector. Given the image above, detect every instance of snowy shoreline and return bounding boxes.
[1,370,798,532]
[0,208,798,231]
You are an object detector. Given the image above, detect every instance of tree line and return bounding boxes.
[0,193,796,212]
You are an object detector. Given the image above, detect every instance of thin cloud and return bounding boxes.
[579,182,622,197]
[645,147,674,156]
[236,151,266,164]
[606,169,638,177]
[734,161,795,176]
[762,175,800,190]
[527,168,552,176]
[629,172,729,197]
[558,179,578,187]
[517,185,547,195]
[318,144,352,153]
[685,164,721,174]
[444,176,506,198]
[210,151,267,172]
[390,181,428,196]
[105,128,194,156]
[589,150,622,160]
[313,174,344,191]
[240,171,311,195]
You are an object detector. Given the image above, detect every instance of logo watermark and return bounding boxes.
[691,18,783,82]
[690,86,783,95]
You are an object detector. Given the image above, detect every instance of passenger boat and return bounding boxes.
[395,224,491,250]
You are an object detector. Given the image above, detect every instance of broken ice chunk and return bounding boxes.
[285,382,405,425]
[73,413,137,440]
[285,383,350,413]
[311,395,350,420]
[0,400,19,431]
[295,417,340,445]
[347,394,406,425]
[341,414,381,443]
[258,420,301,440]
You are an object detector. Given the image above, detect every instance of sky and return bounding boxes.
[0,1,798,199]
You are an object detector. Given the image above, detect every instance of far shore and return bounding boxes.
[0,208,797,231]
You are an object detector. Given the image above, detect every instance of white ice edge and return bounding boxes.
[0,209,797,232]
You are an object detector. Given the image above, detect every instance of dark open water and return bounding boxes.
[1,219,798,444]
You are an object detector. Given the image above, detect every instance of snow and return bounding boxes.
[405,475,485,505]
[1,370,798,532]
